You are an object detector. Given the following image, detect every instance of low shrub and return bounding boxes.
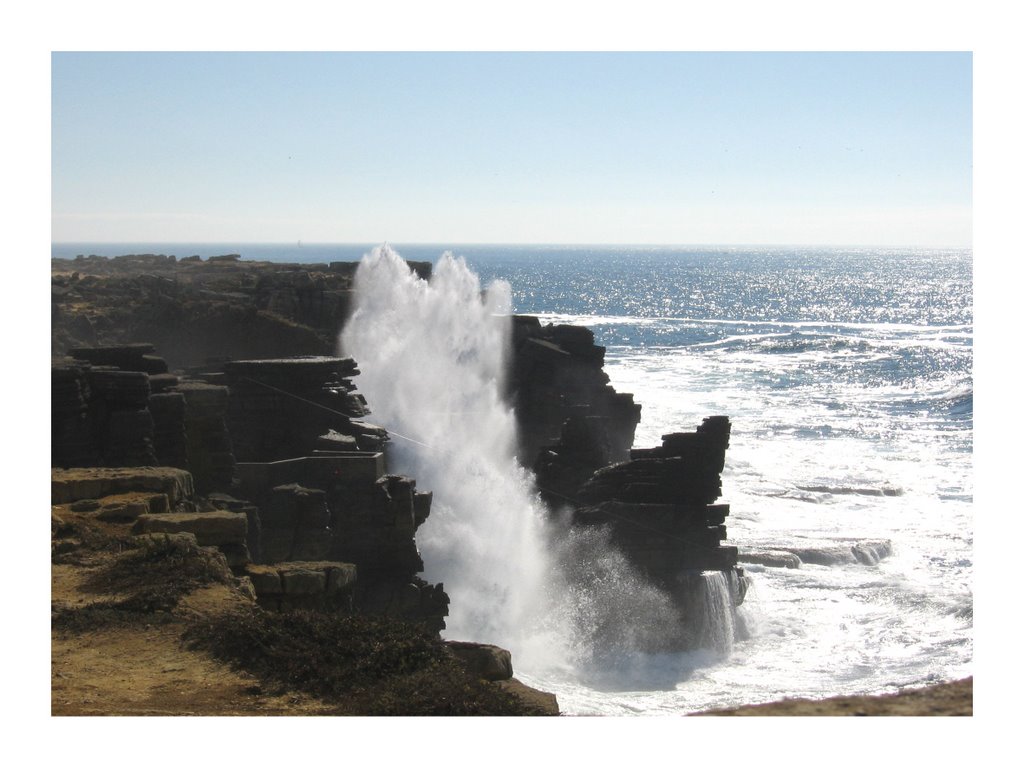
[186,610,540,716]
[68,533,234,619]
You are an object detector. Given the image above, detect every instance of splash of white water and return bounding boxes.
[339,245,741,679]
[694,571,740,655]
[340,245,567,668]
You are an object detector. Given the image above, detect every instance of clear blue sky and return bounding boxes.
[51,52,972,246]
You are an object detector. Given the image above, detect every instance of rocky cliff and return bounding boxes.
[51,254,747,658]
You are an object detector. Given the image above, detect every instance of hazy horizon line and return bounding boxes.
[52,240,973,250]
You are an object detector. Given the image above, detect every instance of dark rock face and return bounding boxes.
[51,347,236,495]
[579,416,732,507]
[535,415,750,651]
[234,456,448,633]
[178,382,236,494]
[52,364,102,469]
[222,356,383,461]
[52,348,162,469]
[259,484,334,563]
[509,316,641,467]
[52,342,449,634]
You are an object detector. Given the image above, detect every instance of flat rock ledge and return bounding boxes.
[133,510,247,546]
[242,561,358,612]
[52,467,195,506]
[244,561,358,596]
[132,510,251,566]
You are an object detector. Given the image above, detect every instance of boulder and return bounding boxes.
[494,678,560,715]
[446,641,513,681]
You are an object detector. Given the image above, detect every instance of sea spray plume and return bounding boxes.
[340,245,566,667]
[341,245,738,679]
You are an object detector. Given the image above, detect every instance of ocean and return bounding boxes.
[52,242,973,715]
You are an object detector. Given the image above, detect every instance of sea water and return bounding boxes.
[53,242,973,715]
[462,245,973,714]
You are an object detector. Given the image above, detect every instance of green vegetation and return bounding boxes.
[186,610,541,716]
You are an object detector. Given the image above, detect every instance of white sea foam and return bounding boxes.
[340,245,971,715]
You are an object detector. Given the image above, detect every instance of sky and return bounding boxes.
[51,51,972,247]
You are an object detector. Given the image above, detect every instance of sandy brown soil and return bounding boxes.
[52,612,343,716]
[51,506,558,716]
[52,552,344,716]
[696,677,972,716]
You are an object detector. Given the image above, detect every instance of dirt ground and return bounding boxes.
[696,677,973,716]
[50,505,344,716]
[52,584,345,716]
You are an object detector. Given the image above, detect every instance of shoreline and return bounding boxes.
[50,251,971,716]
[696,677,972,716]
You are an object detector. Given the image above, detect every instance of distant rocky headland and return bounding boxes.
[51,252,966,716]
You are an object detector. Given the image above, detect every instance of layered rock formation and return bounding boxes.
[51,342,448,633]
[244,561,358,612]
[222,356,384,459]
[51,345,236,494]
[535,414,749,650]
[50,259,746,655]
[509,316,641,466]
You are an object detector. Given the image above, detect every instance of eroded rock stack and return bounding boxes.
[52,345,168,468]
[579,415,732,507]
[535,415,748,649]
[510,316,641,467]
[568,417,741,572]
